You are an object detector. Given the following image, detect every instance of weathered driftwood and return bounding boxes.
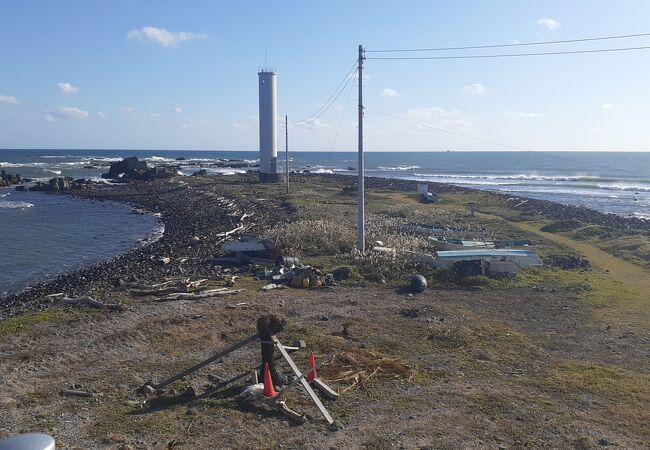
[311,378,340,400]
[60,389,99,398]
[187,279,208,289]
[276,400,308,423]
[139,333,259,393]
[226,302,249,309]
[130,286,186,296]
[156,289,244,301]
[55,296,126,312]
[128,278,209,296]
[216,224,245,237]
[120,277,187,290]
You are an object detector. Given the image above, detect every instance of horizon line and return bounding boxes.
[2,148,650,153]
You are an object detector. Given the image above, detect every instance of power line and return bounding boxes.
[366,106,643,176]
[367,106,525,150]
[289,59,358,126]
[366,32,650,53]
[325,78,356,170]
[366,45,650,60]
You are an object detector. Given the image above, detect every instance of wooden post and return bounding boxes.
[271,336,334,424]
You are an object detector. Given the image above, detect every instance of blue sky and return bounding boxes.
[1,0,650,151]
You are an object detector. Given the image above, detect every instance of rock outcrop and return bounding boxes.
[28,177,96,192]
[101,157,179,181]
[0,170,22,187]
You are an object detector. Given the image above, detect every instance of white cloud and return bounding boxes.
[304,118,330,129]
[232,116,259,131]
[173,107,183,113]
[600,103,613,109]
[381,88,401,97]
[407,106,460,120]
[461,83,490,95]
[406,106,472,131]
[97,112,107,119]
[121,106,136,115]
[537,18,561,30]
[55,106,89,119]
[45,114,56,123]
[149,112,164,118]
[0,94,19,105]
[58,82,79,94]
[127,26,208,48]
[505,110,544,119]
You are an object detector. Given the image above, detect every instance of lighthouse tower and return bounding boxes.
[258,69,281,182]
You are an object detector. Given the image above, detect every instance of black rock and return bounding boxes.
[101,157,179,181]
[102,157,148,179]
[0,170,22,187]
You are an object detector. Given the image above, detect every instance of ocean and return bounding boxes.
[1,149,649,296]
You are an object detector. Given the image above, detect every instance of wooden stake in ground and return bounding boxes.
[256,315,287,386]
[271,336,335,425]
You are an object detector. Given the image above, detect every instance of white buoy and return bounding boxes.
[0,433,55,450]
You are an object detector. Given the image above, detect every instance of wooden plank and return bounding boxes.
[271,336,334,425]
[311,378,339,400]
[151,334,258,390]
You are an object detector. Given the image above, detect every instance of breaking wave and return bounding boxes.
[410,173,605,182]
[0,200,34,209]
[597,184,650,192]
[377,165,421,171]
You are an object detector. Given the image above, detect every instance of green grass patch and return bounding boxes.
[0,310,64,337]
[545,361,650,435]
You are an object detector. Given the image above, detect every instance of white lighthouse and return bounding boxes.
[258,69,281,182]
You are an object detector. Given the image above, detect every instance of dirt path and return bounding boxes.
[479,212,650,324]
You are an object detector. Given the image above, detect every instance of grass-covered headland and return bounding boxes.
[1,173,648,449]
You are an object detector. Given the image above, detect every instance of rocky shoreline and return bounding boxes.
[0,177,285,318]
[322,174,650,231]
[2,172,647,318]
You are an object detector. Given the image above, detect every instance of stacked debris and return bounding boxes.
[212,237,335,289]
[258,264,336,290]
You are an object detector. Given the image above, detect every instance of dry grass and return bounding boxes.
[270,219,356,255]
[426,316,470,348]
[320,348,415,393]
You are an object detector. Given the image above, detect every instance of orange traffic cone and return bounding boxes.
[262,362,278,398]
[307,352,317,382]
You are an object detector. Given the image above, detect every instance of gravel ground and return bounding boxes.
[1,174,648,449]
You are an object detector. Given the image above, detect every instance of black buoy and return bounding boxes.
[409,274,427,293]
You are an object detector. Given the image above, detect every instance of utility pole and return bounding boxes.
[285,114,289,194]
[357,44,365,251]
